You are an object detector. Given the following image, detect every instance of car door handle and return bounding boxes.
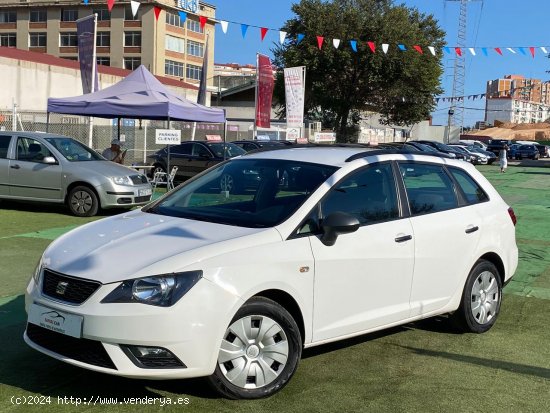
[465,226,479,234]
[395,235,412,243]
[10,164,20,169]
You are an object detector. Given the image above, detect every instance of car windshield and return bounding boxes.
[146,158,338,228]
[205,142,246,158]
[45,137,104,162]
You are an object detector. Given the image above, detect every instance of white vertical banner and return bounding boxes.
[284,66,306,128]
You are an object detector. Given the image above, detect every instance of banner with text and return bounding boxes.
[256,54,274,128]
[284,66,306,127]
[155,129,182,145]
[76,14,99,94]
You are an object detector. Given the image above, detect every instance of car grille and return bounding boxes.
[134,195,152,203]
[42,269,101,305]
[26,323,117,370]
[130,174,148,185]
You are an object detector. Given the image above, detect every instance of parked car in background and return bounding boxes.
[414,140,465,160]
[464,145,497,165]
[534,144,549,158]
[459,140,488,150]
[232,140,290,152]
[449,144,488,165]
[0,132,152,217]
[147,141,246,183]
[507,144,520,160]
[379,142,455,158]
[25,147,518,399]
[486,139,512,156]
[514,144,540,160]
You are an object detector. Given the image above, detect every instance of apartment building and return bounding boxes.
[0,0,216,86]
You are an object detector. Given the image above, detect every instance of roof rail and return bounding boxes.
[344,149,451,162]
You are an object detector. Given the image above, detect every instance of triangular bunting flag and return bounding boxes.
[482,48,488,56]
[316,36,324,50]
[529,47,535,58]
[199,16,207,29]
[481,94,485,99]
[413,45,423,54]
[261,27,268,41]
[84,0,89,4]
[333,39,340,49]
[473,95,477,101]
[297,34,305,44]
[518,47,526,56]
[398,44,406,51]
[279,31,287,44]
[350,40,357,52]
[382,44,389,54]
[220,20,228,34]
[541,47,548,54]
[107,0,115,12]
[367,41,376,53]
[178,11,187,23]
[130,0,140,17]
[428,46,436,56]
[443,47,451,54]
[241,24,249,38]
[455,47,462,56]
[495,47,503,55]
[468,48,476,56]
[506,47,516,54]
[153,6,161,21]
[435,98,439,103]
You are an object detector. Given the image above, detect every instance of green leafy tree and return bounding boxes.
[272,0,446,141]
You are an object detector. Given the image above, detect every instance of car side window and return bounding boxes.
[449,168,489,204]
[320,163,399,226]
[0,135,11,159]
[399,162,458,215]
[171,143,191,155]
[192,143,211,157]
[16,137,53,163]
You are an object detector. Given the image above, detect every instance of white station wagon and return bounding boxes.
[24,147,518,399]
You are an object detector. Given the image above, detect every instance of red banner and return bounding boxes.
[256,54,274,128]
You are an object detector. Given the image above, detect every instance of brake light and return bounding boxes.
[508,207,517,226]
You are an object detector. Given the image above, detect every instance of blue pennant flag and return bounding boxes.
[83,0,89,4]
[178,11,187,23]
[481,48,488,56]
[241,24,249,38]
[398,44,407,51]
[297,33,305,44]
[350,40,357,52]
[443,47,451,54]
[518,47,527,55]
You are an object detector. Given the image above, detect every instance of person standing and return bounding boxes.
[499,144,508,173]
[102,139,127,164]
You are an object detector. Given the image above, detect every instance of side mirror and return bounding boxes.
[42,156,57,165]
[320,212,360,246]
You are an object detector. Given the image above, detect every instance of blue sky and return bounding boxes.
[206,0,550,126]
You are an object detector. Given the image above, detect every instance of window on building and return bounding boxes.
[60,32,78,47]
[0,33,16,47]
[124,57,141,71]
[186,40,203,57]
[124,5,139,20]
[61,9,78,22]
[186,63,202,81]
[29,32,47,47]
[124,31,141,47]
[96,32,110,47]
[165,35,185,53]
[30,9,47,23]
[165,60,184,77]
[93,8,110,21]
[165,11,185,28]
[186,19,204,34]
[0,10,16,23]
[97,57,110,66]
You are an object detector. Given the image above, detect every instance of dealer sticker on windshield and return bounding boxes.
[28,304,83,338]
[139,188,152,196]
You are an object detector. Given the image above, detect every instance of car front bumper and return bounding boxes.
[96,182,153,209]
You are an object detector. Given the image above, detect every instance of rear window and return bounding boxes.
[0,135,11,159]
[448,168,489,204]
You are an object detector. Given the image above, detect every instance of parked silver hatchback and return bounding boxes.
[0,132,152,216]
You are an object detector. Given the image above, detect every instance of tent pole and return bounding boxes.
[46,112,50,133]
[167,116,171,189]
[117,117,121,139]
[223,109,227,161]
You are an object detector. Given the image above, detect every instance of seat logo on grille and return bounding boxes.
[56,281,69,295]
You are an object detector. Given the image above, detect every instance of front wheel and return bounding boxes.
[208,297,302,399]
[452,260,502,333]
[68,186,99,217]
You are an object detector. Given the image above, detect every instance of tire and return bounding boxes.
[208,297,302,399]
[68,186,99,217]
[452,260,502,333]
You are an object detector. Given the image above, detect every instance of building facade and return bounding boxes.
[0,0,215,87]
[485,75,550,125]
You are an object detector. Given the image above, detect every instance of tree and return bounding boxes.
[272,0,446,142]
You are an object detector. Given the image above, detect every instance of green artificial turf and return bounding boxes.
[0,164,549,412]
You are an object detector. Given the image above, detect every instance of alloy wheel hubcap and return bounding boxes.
[470,271,499,325]
[71,191,92,213]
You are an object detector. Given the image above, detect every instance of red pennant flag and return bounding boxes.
[367,41,375,53]
[529,47,535,58]
[154,6,161,21]
[199,16,207,29]
[495,47,503,55]
[455,47,462,56]
[413,45,423,54]
[260,27,268,41]
[316,36,324,50]
[107,0,115,12]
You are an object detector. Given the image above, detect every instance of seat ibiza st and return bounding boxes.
[25,147,518,399]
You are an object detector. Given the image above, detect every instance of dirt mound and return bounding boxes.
[469,122,550,140]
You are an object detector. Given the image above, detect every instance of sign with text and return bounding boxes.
[178,0,198,13]
[155,129,181,145]
[286,127,301,141]
[256,54,274,128]
[314,132,336,143]
[284,67,305,127]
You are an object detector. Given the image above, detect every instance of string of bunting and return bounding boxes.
[85,1,550,58]
[436,80,550,103]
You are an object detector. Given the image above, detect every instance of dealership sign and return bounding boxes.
[178,0,198,13]
[314,132,336,143]
[155,129,181,145]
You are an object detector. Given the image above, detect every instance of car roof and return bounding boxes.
[0,131,68,139]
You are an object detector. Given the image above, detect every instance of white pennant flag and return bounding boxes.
[130,0,140,18]
[468,48,476,56]
[382,43,389,54]
[428,46,436,56]
[220,20,228,34]
[279,31,287,44]
[333,39,340,49]
[541,47,548,54]
[506,47,517,54]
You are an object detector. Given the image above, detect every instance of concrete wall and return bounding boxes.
[409,120,460,143]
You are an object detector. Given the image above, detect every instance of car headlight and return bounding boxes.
[111,176,132,185]
[31,256,43,285]
[101,271,202,307]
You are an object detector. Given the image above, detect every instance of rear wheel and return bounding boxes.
[68,186,99,217]
[452,260,502,333]
[208,297,302,399]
